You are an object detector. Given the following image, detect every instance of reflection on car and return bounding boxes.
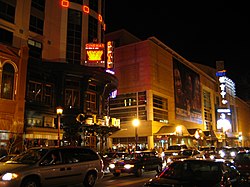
[109,150,162,177]
[0,146,104,187]
[233,150,250,183]
[144,158,241,187]
[0,154,18,162]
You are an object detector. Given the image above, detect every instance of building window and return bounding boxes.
[31,0,45,11]
[28,39,42,62]
[110,91,147,123]
[27,81,42,103]
[203,89,212,130]
[85,91,97,112]
[89,0,98,12]
[0,28,13,45]
[1,63,15,100]
[29,0,45,35]
[27,81,53,105]
[153,95,168,123]
[65,89,80,108]
[88,15,98,43]
[66,9,82,64]
[0,0,16,23]
[29,15,44,35]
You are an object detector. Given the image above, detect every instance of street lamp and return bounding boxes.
[132,118,140,151]
[56,106,63,146]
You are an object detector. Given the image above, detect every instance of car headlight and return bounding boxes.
[167,158,172,163]
[230,152,236,157]
[109,163,115,169]
[220,151,225,158]
[2,173,18,181]
[124,164,134,169]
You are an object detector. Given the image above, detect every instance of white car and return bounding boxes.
[0,146,104,187]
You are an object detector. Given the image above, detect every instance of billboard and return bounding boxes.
[173,58,202,124]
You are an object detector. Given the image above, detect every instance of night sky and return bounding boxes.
[104,1,250,100]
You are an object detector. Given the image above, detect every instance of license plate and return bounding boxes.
[115,169,121,173]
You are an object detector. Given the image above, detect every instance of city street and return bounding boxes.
[69,171,156,187]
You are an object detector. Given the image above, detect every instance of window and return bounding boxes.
[27,81,53,105]
[203,90,212,130]
[110,91,147,123]
[28,39,42,62]
[0,0,16,23]
[153,95,168,123]
[29,0,45,35]
[65,89,80,108]
[88,15,98,43]
[66,9,82,64]
[89,0,98,12]
[85,91,97,112]
[0,28,13,45]
[1,63,15,99]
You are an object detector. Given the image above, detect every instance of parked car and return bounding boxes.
[218,146,239,162]
[233,150,250,183]
[0,146,104,187]
[144,158,241,187]
[163,144,188,162]
[109,150,163,177]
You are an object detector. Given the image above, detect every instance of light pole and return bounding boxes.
[132,119,140,151]
[56,106,63,146]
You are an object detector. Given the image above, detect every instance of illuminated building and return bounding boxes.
[0,0,118,151]
[106,30,250,150]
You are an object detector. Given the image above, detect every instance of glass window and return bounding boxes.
[0,28,13,45]
[0,0,16,23]
[88,15,98,43]
[153,95,168,123]
[1,63,14,99]
[65,89,80,108]
[66,9,82,64]
[85,91,97,112]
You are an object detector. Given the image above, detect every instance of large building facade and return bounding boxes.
[106,30,250,151]
[0,0,119,152]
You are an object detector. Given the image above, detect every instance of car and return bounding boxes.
[165,148,200,165]
[233,150,250,183]
[100,151,128,174]
[109,150,163,177]
[162,144,188,162]
[144,158,241,187]
[218,146,239,162]
[0,146,104,187]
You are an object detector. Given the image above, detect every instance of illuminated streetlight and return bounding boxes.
[132,119,140,151]
[56,106,63,146]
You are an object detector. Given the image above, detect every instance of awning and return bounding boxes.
[203,130,219,140]
[154,125,191,136]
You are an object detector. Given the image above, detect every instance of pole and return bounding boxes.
[135,126,138,151]
[58,114,60,146]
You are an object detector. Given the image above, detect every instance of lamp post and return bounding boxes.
[56,106,63,146]
[132,119,140,151]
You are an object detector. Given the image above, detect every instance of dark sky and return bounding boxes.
[104,1,250,100]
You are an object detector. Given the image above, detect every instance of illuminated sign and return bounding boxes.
[85,43,105,67]
[106,41,114,69]
[60,0,69,8]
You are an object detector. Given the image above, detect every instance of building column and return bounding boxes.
[147,135,154,149]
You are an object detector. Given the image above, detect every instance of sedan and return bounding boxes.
[144,158,241,187]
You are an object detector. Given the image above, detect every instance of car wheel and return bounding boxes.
[21,177,40,187]
[83,171,97,187]
[135,168,143,177]
[156,164,162,173]
[113,173,120,177]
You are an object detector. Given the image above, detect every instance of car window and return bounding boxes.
[10,148,47,164]
[62,148,99,163]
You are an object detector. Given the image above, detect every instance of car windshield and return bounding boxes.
[7,148,48,164]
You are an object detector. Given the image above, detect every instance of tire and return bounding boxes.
[83,172,97,187]
[113,173,120,177]
[135,168,143,177]
[21,177,40,187]
[156,164,162,173]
